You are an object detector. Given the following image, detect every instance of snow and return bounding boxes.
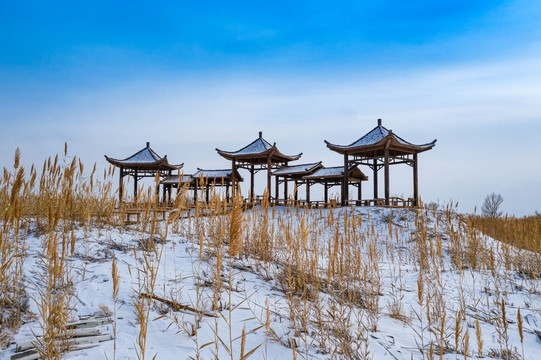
[1,207,540,360]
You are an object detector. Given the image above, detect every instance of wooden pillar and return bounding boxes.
[250,164,255,202]
[358,182,362,204]
[294,181,298,201]
[306,182,310,204]
[226,183,230,202]
[342,153,349,206]
[206,184,210,203]
[324,181,328,204]
[231,160,236,197]
[413,153,418,207]
[373,158,378,199]
[119,167,124,203]
[275,176,280,203]
[162,180,166,203]
[155,172,160,198]
[266,156,272,201]
[384,146,390,206]
[193,181,198,204]
[134,170,138,202]
[284,179,288,204]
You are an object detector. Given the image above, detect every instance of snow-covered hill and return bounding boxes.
[2,206,540,359]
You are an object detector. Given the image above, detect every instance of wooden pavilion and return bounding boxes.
[160,174,192,202]
[105,142,183,203]
[216,132,301,202]
[302,165,368,205]
[271,162,322,203]
[325,119,436,206]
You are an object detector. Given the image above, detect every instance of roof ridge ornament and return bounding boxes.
[146,141,150,148]
[259,131,262,138]
[378,119,382,126]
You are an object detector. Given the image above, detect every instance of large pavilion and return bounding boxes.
[105,142,183,203]
[325,119,436,206]
[216,132,301,202]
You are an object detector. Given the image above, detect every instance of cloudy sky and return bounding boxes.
[1,1,540,215]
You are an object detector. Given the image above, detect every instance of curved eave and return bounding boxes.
[272,150,302,162]
[325,137,437,155]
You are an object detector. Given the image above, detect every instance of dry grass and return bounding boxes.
[2,147,541,360]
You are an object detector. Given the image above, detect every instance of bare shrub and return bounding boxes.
[481,193,503,218]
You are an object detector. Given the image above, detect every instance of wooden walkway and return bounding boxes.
[115,196,414,222]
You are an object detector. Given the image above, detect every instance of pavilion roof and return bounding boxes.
[216,132,302,164]
[302,165,368,182]
[271,162,323,178]
[160,174,192,185]
[325,119,436,156]
[105,142,182,171]
[192,168,243,183]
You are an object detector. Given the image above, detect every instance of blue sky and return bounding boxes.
[1,1,540,215]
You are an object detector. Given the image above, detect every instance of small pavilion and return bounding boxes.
[190,168,243,203]
[302,165,368,204]
[271,162,322,203]
[160,174,192,202]
[105,142,183,203]
[325,119,436,206]
[216,132,301,202]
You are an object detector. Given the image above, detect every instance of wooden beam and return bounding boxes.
[413,153,418,206]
